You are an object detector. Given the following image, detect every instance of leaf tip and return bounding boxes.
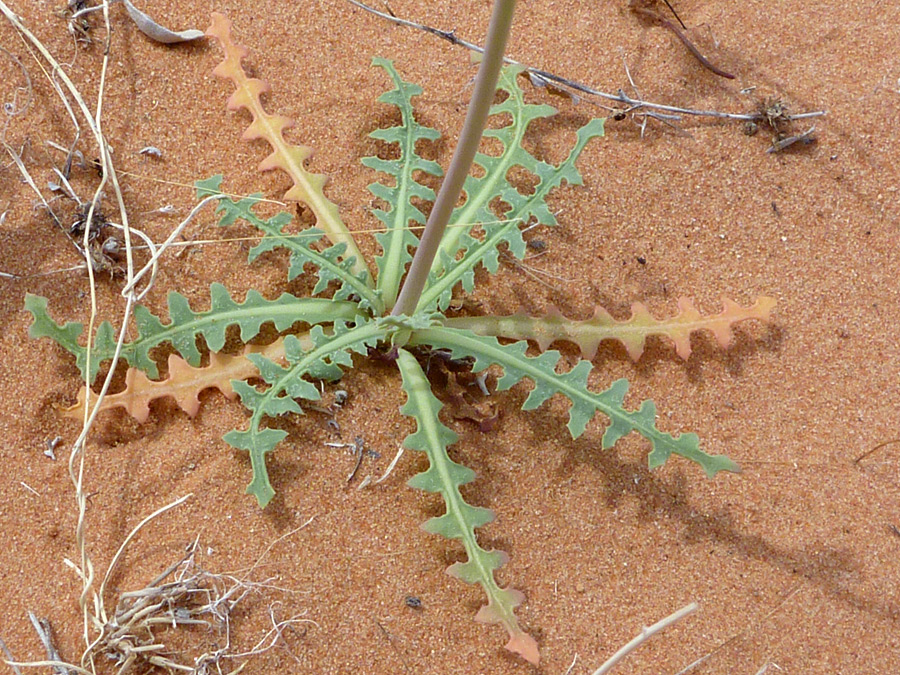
[474,590,540,664]
[205,12,231,41]
[247,481,275,508]
[505,631,540,665]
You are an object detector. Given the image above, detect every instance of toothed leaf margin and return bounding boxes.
[409,326,740,477]
[396,349,539,664]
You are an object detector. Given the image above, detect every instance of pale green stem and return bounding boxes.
[391,0,517,316]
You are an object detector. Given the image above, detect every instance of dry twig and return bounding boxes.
[629,2,735,79]
[348,0,826,124]
[592,602,699,674]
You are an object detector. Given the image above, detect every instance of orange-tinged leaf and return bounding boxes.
[205,13,371,281]
[65,338,295,422]
[473,586,540,664]
[444,296,776,361]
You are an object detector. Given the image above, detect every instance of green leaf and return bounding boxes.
[25,294,118,383]
[27,285,359,382]
[224,426,288,507]
[364,59,443,310]
[227,320,387,507]
[409,326,740,477]
[428,65,604,281]
[415,218,522,312]
[416,71,603,311]
[395,349,538,664]
[196,176,382,314]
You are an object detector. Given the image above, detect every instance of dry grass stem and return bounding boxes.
[0,6,266,673]
[592,602,699,675]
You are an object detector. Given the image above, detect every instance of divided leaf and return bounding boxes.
[410,326,740,477]
[225,319,386,507]
[196,176,381,313]
[418,80,604,312]
[206,12,371,281]
[429,64,604,280]
[363,58,442,310]
[418,219,523,313]
[63,336,302,423]
[26,286,352,381]
[395,349,539,665]
[26,294,118,384]
[445,296,777,360]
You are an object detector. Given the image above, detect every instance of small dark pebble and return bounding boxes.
[404,595,422,608]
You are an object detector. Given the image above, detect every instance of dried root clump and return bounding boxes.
[759,97,791,131]
[81,543,309,674]
[753,97,817,154]
[67,200,127,276]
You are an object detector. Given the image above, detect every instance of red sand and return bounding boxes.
[0,1,898,672]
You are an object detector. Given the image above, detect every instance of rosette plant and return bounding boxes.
[28,1,773,663]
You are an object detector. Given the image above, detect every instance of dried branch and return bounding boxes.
[348,0,826,123]
[592,602,699,675]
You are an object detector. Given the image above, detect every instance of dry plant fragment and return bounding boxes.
[121,0,204,43]
[768,126,817,154]
[629,0,735,80]
[431,355,499,430]
[591,602,699,674]
[87,542,307,674]
[349,0,826,126]
[760,98,792,131]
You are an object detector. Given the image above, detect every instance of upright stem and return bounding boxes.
[391,0,517,316]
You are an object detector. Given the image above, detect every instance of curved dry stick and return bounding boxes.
[631,6,735,80]
[592,603,699,675]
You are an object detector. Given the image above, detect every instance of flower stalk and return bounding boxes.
[391,0,517,316]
